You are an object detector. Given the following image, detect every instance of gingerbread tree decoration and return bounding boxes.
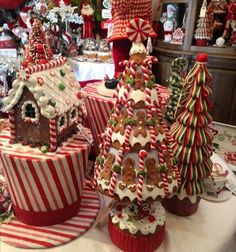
[194,0,212,44]
[93,18,181,205]
[22,19,53,68]
[165,57,186,125]
[208,0,227,14]
[170,53,213,197]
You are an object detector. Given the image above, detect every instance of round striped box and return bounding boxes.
[0,127,92,226]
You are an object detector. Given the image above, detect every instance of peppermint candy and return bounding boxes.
[126,18,152,43]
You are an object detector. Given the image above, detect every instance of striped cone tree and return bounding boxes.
[170,53,213,196]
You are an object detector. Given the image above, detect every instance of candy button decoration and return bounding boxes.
[58,83,66,90]
[126,18,152,43]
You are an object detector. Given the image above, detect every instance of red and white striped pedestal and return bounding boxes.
[0,186,101,249]
[0,127,92,226]
[83,82,169,156]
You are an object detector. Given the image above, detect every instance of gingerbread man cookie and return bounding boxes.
[133,111,147,137]
[163,150,174,178]
[134,72,145,91]
[119,158,136,192]
[114,109,127,135]
[100,153,115,184]
[145,158,161,190]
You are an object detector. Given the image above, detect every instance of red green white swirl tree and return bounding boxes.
[170,53,213,196]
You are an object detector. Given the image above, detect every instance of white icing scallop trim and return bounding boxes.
[110,201,165,235]
[118,87,158,106]
[21,100,40,124]
[57,114,68,133]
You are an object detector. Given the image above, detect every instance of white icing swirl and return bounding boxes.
[110,201,165,235]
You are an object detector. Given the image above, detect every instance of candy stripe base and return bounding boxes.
[108,216,165,252]
[12,199,81,226]
[0,187,100,249]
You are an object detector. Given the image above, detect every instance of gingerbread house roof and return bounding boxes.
[3,57,81,119]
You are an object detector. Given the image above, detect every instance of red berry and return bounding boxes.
[116,205,123,211]
[148,215,155,222]
[196,53,208,63]
[118,213,122,218]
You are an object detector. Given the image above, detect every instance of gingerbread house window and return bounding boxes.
[21,100,39,124]
[69,107,78,125]
[57,114,67,133]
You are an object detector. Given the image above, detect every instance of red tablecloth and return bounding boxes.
[83,82,169,156]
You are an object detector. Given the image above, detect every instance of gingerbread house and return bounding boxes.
[3,20,82,152]
[3,58,82,151]
[172,28,185,45]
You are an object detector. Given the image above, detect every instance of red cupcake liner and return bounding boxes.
[108,216,165,252]
[195,39,208,46]
[162,195,200,216]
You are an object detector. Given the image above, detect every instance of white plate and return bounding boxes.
[96,82,116,97]
[202,190,232,202]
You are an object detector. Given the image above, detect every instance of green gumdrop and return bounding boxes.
[58,83,66,91]
[60,69,66,76]
[41,144,49,153]
[48,98,56,107]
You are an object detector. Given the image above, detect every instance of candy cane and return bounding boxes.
[49,119,57,151]
[137,150,147,205]
[158,143,170,195]
[129,61,137,78]
[109,147,124,196]
[141,65,149,82]
[113,81,122,99]
[123,83,131,103]
[93,163,101,188]
[146,88,156,150]
[113,103,121,120]
[124,101,134,152]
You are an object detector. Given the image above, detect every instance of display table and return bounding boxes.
[1,154,236,252]
[83,82,169,156]
[69,58,115,82]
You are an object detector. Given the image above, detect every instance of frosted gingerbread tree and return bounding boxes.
[163,53,213,216]
[194,0,212,46]
[93,18,181,252]
[22,19,53,68]
[165,57,186,125]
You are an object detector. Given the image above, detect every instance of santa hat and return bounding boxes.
[18,6,33,29]
[80,0,91,8]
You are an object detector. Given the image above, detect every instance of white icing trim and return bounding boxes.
[69,106,78,126]
[110,201,165,235]
[21,100,40,124]
[57,114,68,133]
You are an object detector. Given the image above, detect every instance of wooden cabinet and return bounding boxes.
[152,0,236,125]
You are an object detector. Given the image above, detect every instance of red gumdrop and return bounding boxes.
[38,59,48,64]
[118,213,122,218]
[36,44,44,54]
[22,60,28,68]
[139,150,147,159]
[196,53,208,63]
[77,92,83,99]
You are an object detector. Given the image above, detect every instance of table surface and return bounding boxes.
[1,153,236,252]
[69,59,115,82]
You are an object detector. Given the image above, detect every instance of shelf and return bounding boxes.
[191,46,236,58]
[155,40,184,51]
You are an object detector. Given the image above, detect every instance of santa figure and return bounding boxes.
[80,0,95,39]
[108,0,156,79]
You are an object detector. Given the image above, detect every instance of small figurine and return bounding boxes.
[80,0,95,39]
[161,4,177,43]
